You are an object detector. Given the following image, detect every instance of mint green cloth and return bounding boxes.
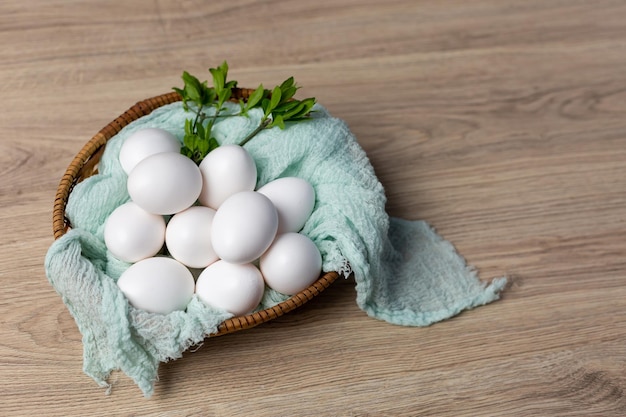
[45,102,506,397]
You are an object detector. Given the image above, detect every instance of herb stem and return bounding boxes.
[210,105,223,129]
[238,118,271,147]
[192,104,203,131]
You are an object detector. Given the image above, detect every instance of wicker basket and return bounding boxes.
[52,88,340,337]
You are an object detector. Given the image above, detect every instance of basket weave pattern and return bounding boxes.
[52,89,339,337]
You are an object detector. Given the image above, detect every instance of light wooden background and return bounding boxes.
[2,0,626,415]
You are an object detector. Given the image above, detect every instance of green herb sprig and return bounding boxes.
[173,62,236,164]
[237,77,316,146]
[173,61,316,164]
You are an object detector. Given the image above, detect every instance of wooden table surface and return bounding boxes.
[2,1,626,415]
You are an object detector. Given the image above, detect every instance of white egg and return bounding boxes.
[198,144,257,209]
[195,260,265,316]
[211,191,278,264]
[104,202,166,263]
[119,128,181,175]
[127,152,202,215]
[165,206,218,269]
[257,177,315,234]
[260,232,322,295]
[117,257,195,314]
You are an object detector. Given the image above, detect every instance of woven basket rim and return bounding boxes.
[52,89,340,337]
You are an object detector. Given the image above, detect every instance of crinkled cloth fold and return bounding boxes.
[45,102,506,397]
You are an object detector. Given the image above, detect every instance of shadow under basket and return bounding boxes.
[52,89,340,337]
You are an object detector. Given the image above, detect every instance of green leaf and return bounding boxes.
[184,119,193,135]
[269,114,285,129]
[299,97,316,114]
[208,137,220,153]
[280,86,298,103]
[210,61,229,93]
[196,122,206,140]
[281,101,306,120]
[219,60,229,77]
[279,77,298,103]
[172,86,186,98]
[209,67,225,93]
[185,84,200,102]
[272,97,316,124]
[283,116,315,123]
[183,133,197,150]
[182,71,202,102]
[218,88,232,106]
[289,97,316,119]
[198,82,214,106]
[261,98,271,117]
[197,137,210,155]
[181,71,199,86]
[279,76,294,91]
[273,100,301,113]
[205,120,216,139]
[245,84,265,111]
[269,86,282,112]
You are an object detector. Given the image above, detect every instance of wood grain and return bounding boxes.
[2,0,626,415]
